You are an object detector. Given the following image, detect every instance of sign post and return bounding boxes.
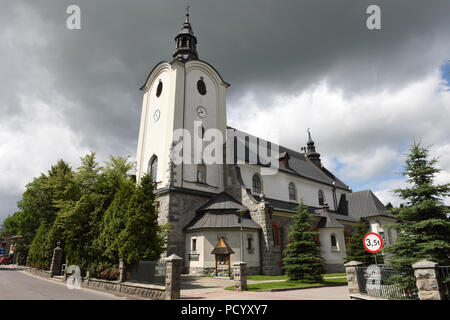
[363,232,383,265]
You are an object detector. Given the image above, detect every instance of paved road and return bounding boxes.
[181,275,350,300]
[0,266,128,300]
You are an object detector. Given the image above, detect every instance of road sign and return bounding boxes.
[363,232,383,253]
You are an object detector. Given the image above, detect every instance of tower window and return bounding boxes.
[156,80,163,97]
[252,174,262,194]
[197,77,207,95]
[192,238,197,252]
[149,156,158,184]
[288,182,297,201]
[197,164,206,184]
[318,190,325,206]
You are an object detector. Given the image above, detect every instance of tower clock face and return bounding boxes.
[153,109,161,122]
[196,106,207,118]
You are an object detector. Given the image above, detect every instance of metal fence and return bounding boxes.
[127,260,166,286]
[356,266,419,300]
[438,266,450,300]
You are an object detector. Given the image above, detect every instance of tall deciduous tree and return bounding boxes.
[282,200,325,283]
[384,141,450,268]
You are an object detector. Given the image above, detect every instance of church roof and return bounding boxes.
[196,192,248,212]
[316,208,345,228]
[211,237,235,255]
[338,190,394,219]
[184,211,261,231]
[227,127,350,190]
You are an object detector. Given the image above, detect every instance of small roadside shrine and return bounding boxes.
[211,237,234,276]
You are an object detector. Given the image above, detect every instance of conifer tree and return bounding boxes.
[344,218,374,266]
[118,174,169,264]
[282,200,325,283]
[384,141,450,268]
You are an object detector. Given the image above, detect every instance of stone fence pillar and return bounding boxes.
[49,244,63,277]
[165,254,183,300]
[233,261,247,291]
[118,259,126,283]
[344,261,363,296]
[412,260,444,300]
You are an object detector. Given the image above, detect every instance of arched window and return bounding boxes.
[318,189,325,206]
[197,164,206,184]
[148,156,158,183]
[288,182,297,201]
[272,223,280,247]
[252,174,262,194]
[330,234,337,249]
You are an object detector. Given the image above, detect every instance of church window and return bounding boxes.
[330,234,337,249]
[318,189,325,206]
[247,238,253,251]
[252,174,262,194]
[288,182,297,201]
[149,156,158,184]
[312,227,320,242]
[197,77,207,95]
[197,164,206,184]
[191,238,197,252]
[156,80,163,97]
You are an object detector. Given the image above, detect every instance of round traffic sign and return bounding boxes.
[363,232,383,253]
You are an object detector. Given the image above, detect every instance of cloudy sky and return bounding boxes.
[1,0,449,224]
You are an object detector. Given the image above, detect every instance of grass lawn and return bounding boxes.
[246,273,346,281]
[226,277,347,292]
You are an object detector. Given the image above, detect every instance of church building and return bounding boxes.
[135,13,396,275]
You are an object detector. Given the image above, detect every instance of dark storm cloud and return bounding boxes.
[1,0,450,221]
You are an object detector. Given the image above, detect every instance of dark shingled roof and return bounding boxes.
[316,209,345,228]
[227,127,350,190]
[338,190,394,219]
[185,211,261,231]
[196,192,248,212]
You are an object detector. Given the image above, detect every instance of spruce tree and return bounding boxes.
[282,200,325,283]
[344,218,374,266]
[118,174,169,264]
[384,141,450,269]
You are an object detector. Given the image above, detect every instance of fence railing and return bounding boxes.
[438,266,450,300]
[355,266,418,300]
[127,260,166,286]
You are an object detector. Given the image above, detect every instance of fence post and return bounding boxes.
[233,261,247,291]
[165,254,183,300]
[49,243,63,277]
[412,260,444,300]
[344,261,363,296]
[119,259,126,283]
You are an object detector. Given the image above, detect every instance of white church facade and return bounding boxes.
[135,13,397,275]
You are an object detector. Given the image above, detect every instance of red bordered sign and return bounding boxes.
[363,232,383,253]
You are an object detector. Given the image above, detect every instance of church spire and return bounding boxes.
[173,8,199,62]
[306,129,322,167]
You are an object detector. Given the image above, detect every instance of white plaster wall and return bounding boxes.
[239,164,349,210]
[319,227,347,266]
[185,230,260,271]
[368,217,398,246]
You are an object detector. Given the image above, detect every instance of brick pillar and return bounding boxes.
[233,261,247,291]
[49,244,63,277]
[412,260,444,300]
[165,254,183,300]
[118,259,126,283]
[344,261,363,295]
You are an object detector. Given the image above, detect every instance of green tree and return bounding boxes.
[118,174,169,265]
[344,218,374,265]
[384,141,450,268]
[282,200,325,283]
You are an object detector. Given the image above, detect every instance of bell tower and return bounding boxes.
[135,11,230,195]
